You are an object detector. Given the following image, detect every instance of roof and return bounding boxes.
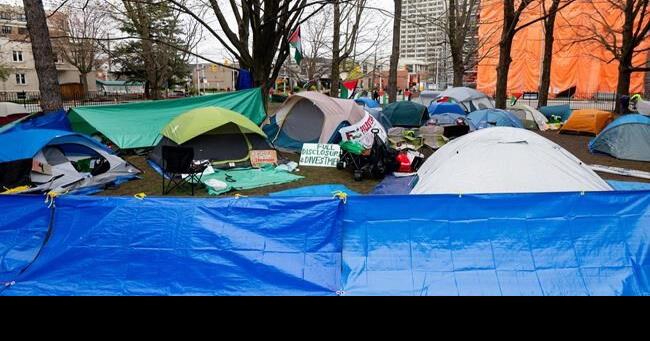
[68,88,266,149]
[161,107,266,145]
[0,129,109,163]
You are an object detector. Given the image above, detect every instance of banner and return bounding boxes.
[339,112,387,149]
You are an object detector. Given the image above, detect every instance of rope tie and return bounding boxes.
[332,191,348,204]
[134,192,147,200]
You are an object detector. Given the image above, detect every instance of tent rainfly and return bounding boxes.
[467,108,524,129]
[149,107,271,169]
[435,87,494,112]
[508,104,549,130]
[411,127,613,194]
[264,91,366,151]
[560,109,614,135]
[589,114,650,161]
[383,101,429,127]
[0,129,140,194]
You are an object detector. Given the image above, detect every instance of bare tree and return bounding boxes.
[571,0,650,111]
[23,0,63,112]
[50,0,109,95]
[494,0,574,108]
[537,0,575,107]
[167,0,331,107]
[330,0,366,97]
[302,7,332,81]
[388,0,402,103]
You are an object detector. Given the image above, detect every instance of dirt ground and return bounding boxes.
[98,128,649,198]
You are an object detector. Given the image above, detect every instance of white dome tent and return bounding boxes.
[411,127,612,195]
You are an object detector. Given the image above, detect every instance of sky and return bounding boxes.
[1,0,396,64]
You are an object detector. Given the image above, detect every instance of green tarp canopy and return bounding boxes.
[68,88,266,149]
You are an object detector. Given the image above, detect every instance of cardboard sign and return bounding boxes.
[339,112,387,149]
[299,143,340,167]
[250,150,278,168]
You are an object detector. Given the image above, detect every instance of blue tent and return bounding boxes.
[0,129,110,163]
[589,114,650,161]
[428,102,466,116]
[539,104,572,121]
[428,113,476,131]
[0,109,71,134]
[468,108,524,129]
[354,97,380,108]
[365,107,392,130]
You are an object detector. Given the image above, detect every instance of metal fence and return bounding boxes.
[0,91,151,113]
[498,92,620,112]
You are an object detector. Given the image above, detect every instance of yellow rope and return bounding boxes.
[0,185,30,194]
[332,191,348,204]
[234,193,248,198]
[134,192,147,200]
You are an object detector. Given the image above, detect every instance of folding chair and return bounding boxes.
[161,146,208,195]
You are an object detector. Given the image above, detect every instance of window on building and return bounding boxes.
[0,12,11,20]
[1,26,11,34]
[17,27,26,35]
[16,14,26,21]
[15,73,26,85]
[12,50,23,62]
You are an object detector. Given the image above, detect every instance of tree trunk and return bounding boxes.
[79,72,89,96]
[494,36,514,109]
[388,0,402,103]
[23,0,63,112]
[537,2,559,108]
[452,62,465,87]
[616,63,632,114]
[330,0,341,98]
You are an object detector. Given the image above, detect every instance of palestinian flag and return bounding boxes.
[339,79,358,99]
[288,26,303,65]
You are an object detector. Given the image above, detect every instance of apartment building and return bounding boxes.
[0,5,96,93]
[189,63,238,91]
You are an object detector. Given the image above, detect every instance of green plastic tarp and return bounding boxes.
[201,166,304,195]
[68,88,266,149]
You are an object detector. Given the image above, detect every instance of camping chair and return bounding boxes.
[161,146,208,196]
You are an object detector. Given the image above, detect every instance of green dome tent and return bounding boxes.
[383,101,429,127]
[149,107,271,169]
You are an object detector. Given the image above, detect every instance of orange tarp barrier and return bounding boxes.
[559,109,614,135]
[477,0,649,97]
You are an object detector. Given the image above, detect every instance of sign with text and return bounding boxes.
[299,143,340,167]
[250,150,278,168]
[339,112,387,149]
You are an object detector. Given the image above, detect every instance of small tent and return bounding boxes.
[264,91,366,151]
[0,102,30,126]
[150,107,271,169]
[560,109,614,135]
[427,102,466,116]
[435,87,494,112]
[538,104,572,121]
[0,129,139,194]
[412,90,441,106]
[354,97,380,108]
[467,108,524,129]
[508,104,549,130]
[588,114,650,161]
[383,101,429,127]
[411,127,612,194]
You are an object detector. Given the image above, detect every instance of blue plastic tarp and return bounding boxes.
[0,195,51,284]
[607,180,650,191]
[269,184,359,197]
[2,191,650,296]
[0,109,71,134]
[341,192,650,296]
[2,195,343,295]
[371,175,416,195]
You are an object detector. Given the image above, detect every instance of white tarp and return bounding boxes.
[411,127,612,194]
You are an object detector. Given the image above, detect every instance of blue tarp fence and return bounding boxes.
[1,191,649,295]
